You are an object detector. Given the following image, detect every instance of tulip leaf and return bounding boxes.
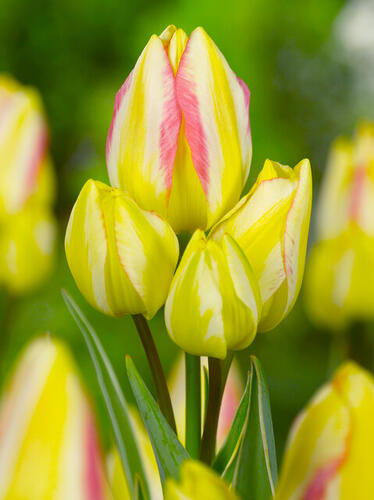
[212,373,251,475]
[62,290,149,500]
[233,356,278,500]
[126,355,189,484]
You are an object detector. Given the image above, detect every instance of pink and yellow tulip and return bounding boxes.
[106,25,251,233]
[275,362,374,500]
[0,337,110,499]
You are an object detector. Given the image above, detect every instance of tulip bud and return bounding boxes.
[275,362,374,499]
[65,179,179,319]
[315,122,374,242]
[0,337,110,499]
[106,25,251,233]
[211,158,312,331]
[0,75,52,220]
[165,230,261,359]
[165,460,239,500]
[305,224,374,329]
[0,205,56,294]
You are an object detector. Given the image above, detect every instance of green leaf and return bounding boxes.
[233,356,278,500]
[212,373,251,474]
[126,355,189,484]
[62,290,149,500]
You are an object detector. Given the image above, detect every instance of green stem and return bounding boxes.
[132,314,177,434]
[185,353,201,458]
[200,357,224,464]
[0,294,14,387]
[348,321,373,371]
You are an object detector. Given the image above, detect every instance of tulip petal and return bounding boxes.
[106,35,181,218]
[175,27,251,227]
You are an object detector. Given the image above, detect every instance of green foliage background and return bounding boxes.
[0,0,369,460]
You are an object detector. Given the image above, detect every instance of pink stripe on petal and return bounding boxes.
[176,44,209,194]
[302,456,344,500]
[23,124,48,203]
[159,64,182,190]
[84,411,106,500]
[106,71,134,161]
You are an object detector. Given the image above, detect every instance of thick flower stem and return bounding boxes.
[132,314,177,434]
[185,353,201,459]
[199,357,223,464]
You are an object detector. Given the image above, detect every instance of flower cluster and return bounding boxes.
[0,76,56,294]
[65,25,312,359]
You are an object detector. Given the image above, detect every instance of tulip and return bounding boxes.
[305,224,374,329]
[165,460,240,500]
[106,25,252,233]
[65,179,179,319]
[275,361,374,500]
[315,122,374,242]
[165,229,261,359]
[305,122,374,329]
[0,204,56,294]
[0,75,53,220]
[211,158,312,331]
[0,337,110,499]
[168,355,243,448]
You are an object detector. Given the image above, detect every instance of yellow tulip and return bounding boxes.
[106,25,251,233]
[165,460,239,500]
[0,75,54,220]
[165,229,261,359]
[275,362,374,500]
[65,179,179,319]
[315,122,374,242]
[305,122,374,329]
[0,204,56,294]
[305,224,374,329]
[211,158,312,331]
[0,337,111,499]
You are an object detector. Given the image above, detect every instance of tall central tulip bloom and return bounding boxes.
[106,25,252,233]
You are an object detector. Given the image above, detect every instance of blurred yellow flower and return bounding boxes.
[106,25,251,233]
[0,337,111,499]
[0,75,56,295]
[305,122,374,328]
[275,361,374,500]
[165,460,239,500]
[65,179,179,319]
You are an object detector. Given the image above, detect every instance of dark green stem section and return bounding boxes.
[132,314,177,434]
[200,357,223,464]
[0,294,14,387]
[185,353,201,458]
[348,321,374,371]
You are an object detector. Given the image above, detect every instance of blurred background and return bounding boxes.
[1,0,374,460]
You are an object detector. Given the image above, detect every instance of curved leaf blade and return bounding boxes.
[212,373,251,474]
[233,356,278,500]
[126,356,189,484]
[62,289,149,500]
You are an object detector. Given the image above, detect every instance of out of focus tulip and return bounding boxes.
[0,337,110,499]
[211,158,312,331]
[305,123,374,329]
[0,75,54,220]
[165,229,261,359]
[168,355,243,448]
[0,205,56,294]
[65,179,179,319]
[275,361,374,500]
[165,460,239,500]
[106,25,251,233]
